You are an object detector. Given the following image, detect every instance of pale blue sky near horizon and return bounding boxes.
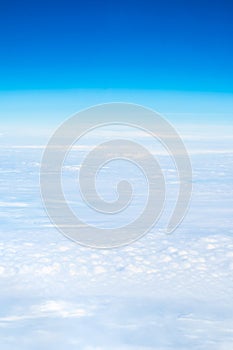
[0,89,232,126]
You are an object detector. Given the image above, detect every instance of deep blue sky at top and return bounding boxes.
[0,0,232,92]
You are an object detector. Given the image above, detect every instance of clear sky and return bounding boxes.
[0,0,232,92]
[0,0,232,133]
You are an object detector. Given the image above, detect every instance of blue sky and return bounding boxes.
[0,0,232,129]
[0,0,232,92]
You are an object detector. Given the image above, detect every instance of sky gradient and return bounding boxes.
[0,0,232,92]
